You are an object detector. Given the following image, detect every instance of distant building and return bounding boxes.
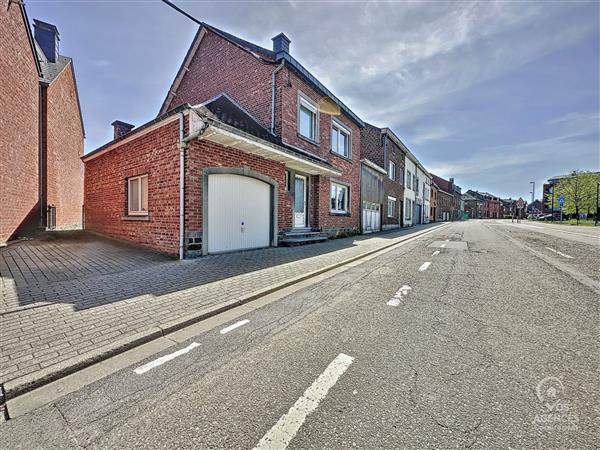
[431,174,459,221]
[430,182,438,222]
[465,191,501,219]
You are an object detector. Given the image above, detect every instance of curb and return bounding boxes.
[2,223,448,401]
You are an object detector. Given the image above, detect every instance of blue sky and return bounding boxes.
[27,0,599,199]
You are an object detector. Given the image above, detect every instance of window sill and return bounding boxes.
[329,211,351,217]
[122,214,150,221]
[330,151,352,163]
[297,133,319,147]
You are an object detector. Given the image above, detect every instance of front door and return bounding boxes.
[294,175,307,228]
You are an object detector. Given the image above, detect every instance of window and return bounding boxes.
[128,175,148,215]
[416,177,420,194]
[285,170,291,191]
[406,170,412,191]
[405,199,413,220]
[387,196,396,218]
[330,182,349,213]
[331,119,351,158]
[388,161,396,180]
[298,93,318,141]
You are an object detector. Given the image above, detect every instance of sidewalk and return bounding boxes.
[0,223,444,397]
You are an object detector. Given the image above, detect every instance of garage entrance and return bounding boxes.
[206,173,271,254]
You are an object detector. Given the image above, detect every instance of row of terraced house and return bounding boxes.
[1,3,465,257]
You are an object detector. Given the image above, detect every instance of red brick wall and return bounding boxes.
[0,3,40,244]
[84,116,294,256]
[164,29,361,234]
[84,119,181,254]
[185,139,290,234]
[360,124,405,227]
[46,62,84,229]
[165,30,274,130]
[278,68,360,232]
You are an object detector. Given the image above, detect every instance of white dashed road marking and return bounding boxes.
[440,244,446,248]
[432,250,440,256]
[546,247,574,259]
[254,353,355,450]
[220,319,250,334]
[418,262,431,272]
[134,342,200,375]
[387,285,411,306]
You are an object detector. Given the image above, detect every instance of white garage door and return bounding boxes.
[207,174,271,253]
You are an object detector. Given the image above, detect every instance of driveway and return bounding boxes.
[0,225,443,392]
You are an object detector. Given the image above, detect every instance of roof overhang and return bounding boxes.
[199,119,341,176]
[361,158,387,175]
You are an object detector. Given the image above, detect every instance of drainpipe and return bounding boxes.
[271,60,285,134]
[178,112,185,260]
[178,108,208,260]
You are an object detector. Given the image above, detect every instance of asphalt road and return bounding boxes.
[1,220,598,449]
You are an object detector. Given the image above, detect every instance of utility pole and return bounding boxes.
[594,183,600,226]
[551,185,555,219]
[529,181,535,206]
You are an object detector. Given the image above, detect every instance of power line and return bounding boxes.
[160,0,202,26]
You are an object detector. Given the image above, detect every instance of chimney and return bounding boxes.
[271,33,291,56]
[111,121,135,139]
[33,19,60,63]
[449,177,454,184]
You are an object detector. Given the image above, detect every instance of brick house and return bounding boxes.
[0,2,84,245]
[360,123,406,230]
[83,24,365,257]
[431,174,455,221]
[430,182,438,222]
[465,190,501,219]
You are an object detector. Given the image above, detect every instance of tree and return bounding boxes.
[547,171,600,224]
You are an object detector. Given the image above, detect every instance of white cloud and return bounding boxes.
[411,126,455,145]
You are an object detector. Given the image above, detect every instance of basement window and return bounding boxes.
[128,174,148,215]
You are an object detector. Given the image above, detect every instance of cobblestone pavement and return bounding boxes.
[0,225,439,386]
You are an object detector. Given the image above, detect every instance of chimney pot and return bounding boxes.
[271,32,291,56]
[33,19,60,63]
[111,121,135,140]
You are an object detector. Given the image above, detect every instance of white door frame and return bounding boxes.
[293,174,307,228]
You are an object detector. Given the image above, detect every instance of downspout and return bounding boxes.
[178,112,185,260]
[271,60,285,134]
[39,84,44,229]
[178,108,208,260]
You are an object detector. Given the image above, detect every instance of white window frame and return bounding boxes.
[127,174,148,216]
[297,92,319,142]
[388,161,396,181]
[405,199,412,220]
[331,118,351,158]
[387,196,396,218]
[330,181,350,214]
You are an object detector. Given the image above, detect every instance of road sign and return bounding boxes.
[517,197,525,209]
[557,194,565,208]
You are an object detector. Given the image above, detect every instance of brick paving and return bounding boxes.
[0,225,438,385]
